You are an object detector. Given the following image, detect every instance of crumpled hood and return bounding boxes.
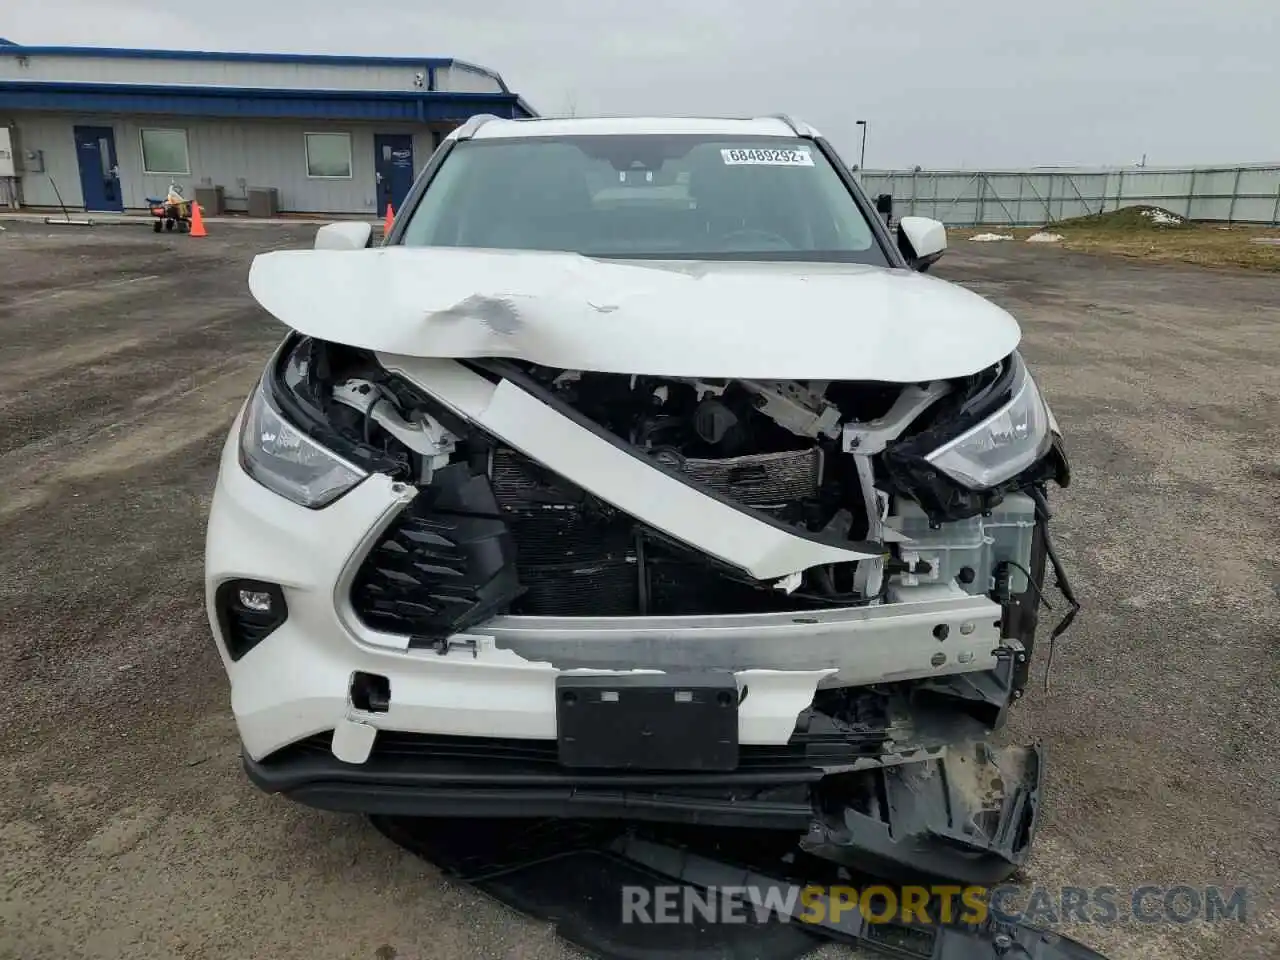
[248,246,1020,381]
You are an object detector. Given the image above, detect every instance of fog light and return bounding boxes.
[215,579,288,661]
[237,589,274,613]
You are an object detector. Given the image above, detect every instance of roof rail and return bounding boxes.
[762,113,803,136]
[764,114,815,137]
[767,114,800,135]
[453,113,502,141]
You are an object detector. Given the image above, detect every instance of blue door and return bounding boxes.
[73,125,124,212]
[374,134,415,213]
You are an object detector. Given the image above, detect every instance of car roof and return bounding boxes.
[459,116,822,141]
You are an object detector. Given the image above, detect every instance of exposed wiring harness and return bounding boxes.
[1028,486,1082,691]
[996,559,1051,612]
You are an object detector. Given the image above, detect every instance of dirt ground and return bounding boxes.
[1,220,1277,960]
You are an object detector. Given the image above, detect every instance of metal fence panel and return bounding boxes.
[858,164,1280,226]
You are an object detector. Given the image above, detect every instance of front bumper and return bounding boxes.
[207,413,1017,761]
[208,412,1041,882]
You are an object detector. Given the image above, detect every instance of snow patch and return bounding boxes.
[1140,208,1183,226]
[1027,232,1064,243]
[969,233,1013,242]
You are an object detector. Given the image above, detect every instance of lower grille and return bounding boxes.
[350,464,522,638]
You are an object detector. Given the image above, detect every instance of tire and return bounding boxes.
[179,220,189,233]
[165,219,175,232]
[153,221,163,233]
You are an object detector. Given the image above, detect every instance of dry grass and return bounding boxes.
[950,206,1280,271]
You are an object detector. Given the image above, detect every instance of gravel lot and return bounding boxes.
[1,220,1277,960]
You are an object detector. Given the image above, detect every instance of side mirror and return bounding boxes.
[314,222,373,250]
[897,216,947,272]
[875,193,893,217]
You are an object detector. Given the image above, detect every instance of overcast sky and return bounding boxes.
[8,0,1277,169]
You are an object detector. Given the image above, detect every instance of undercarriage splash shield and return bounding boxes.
[372,812,1109,960]
[372,816,823,959]
[805,741,1044,886]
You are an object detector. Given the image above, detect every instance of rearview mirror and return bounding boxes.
[314,222,373,250]
[897,216,947,272]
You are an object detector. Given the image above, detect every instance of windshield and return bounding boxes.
[399,134,889,264]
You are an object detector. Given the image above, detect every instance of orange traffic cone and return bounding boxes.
[383,203,395,236]
[189,200,207,238]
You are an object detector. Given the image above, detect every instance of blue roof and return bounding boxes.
[0,81,536,121]
[0,42,508,87]
[0,42,538,119]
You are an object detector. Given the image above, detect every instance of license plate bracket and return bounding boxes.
[556,673,740,771]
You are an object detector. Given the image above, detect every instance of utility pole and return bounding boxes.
[856,120,867,170]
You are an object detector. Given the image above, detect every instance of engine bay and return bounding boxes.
[483,367,923,613]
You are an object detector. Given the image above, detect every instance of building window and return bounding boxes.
[305,132,353,179]
[140,128,190,175]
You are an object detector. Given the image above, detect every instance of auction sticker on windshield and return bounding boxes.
[721,147,815,166]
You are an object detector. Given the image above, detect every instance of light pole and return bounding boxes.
[856,120,867,170]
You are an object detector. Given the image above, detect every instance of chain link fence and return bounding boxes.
[857,165,1280,227]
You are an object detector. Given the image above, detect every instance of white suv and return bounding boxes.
[206,115,1074,885]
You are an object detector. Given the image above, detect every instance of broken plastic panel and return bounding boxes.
[803,742,1043,886]
[371,813,1110,960]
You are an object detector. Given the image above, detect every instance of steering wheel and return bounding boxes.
[717,227,793,250]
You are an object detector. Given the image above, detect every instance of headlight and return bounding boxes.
[238,378,367,508]
[924,361,1052,489]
